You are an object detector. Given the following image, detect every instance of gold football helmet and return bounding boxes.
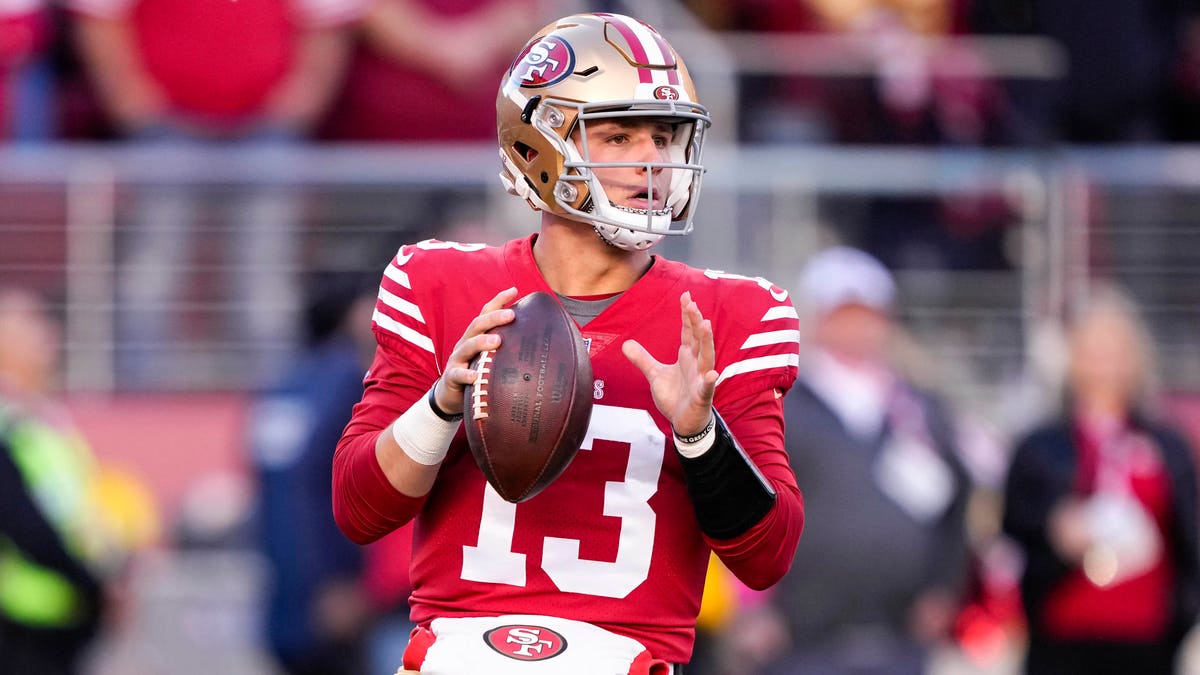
[497,13,710,251]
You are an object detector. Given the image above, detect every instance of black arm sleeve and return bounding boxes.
[0,437,103,601]
[677,411,777,540]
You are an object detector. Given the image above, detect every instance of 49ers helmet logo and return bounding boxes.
[654,85,680,101]
[484,624,568,661]
[509,36,576,88]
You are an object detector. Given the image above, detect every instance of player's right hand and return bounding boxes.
[433,287,518,413]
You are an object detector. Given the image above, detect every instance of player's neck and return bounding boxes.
[534,218,652,297]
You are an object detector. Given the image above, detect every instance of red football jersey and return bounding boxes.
[334,235,804,663]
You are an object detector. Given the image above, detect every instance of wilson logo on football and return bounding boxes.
[484,624,568,661]
[510,36,576,88]
[653,85,680,101]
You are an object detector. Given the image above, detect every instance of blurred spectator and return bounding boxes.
[320,0,533,142]
[69,0,358,139]
[248,272,379,675]
[0,0,54,140]
[723,247,972,675]
[316,0,537,313]
[1167,15,1200,141]
[1002,286,1200,675]
[360,526,415,675]
[688,554,749,675]
[686,0,1016,271]
[972,0,1193,143]
[807,0,1010,146]
[0,288,119,674]
[802,0,1016,271]
[67,0,361,387]
[846,190,1018,272]
[685,0,1010,145]
[681,0,834,143]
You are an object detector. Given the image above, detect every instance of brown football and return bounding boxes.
[463,291,593,503]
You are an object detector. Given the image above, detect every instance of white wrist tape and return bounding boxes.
[391,393,460,466]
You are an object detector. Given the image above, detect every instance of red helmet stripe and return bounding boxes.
[596,12,654,84]
[643,24,681,85]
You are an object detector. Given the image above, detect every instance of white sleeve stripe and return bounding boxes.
[372,309,435,354]
[383,264,411,289]
[715,353,800,386]
[762,305,799,322]
[740,330,801,350]
[378,288,425,324]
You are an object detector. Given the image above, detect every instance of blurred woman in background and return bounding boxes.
[1002,286,1200,675]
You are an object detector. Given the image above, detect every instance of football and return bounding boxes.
[462,291,593,503]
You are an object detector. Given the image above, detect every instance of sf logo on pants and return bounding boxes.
[485,624,567,661]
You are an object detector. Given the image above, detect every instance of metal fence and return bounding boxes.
[2,143,1199,433]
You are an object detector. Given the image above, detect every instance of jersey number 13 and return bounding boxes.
[461,404,664,599]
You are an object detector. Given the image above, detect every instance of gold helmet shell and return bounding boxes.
[496,13,711,250]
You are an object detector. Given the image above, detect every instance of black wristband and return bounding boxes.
[427,386,463,422]
[674,414,715,445]
[677,411,777,540]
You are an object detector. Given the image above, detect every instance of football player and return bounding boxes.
[332,12,804,674]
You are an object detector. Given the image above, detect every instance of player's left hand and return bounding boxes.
[622,291,717,438]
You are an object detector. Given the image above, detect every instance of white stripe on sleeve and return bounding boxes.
[378,287,425,324]
[383,263,411,290]
[740,330,801,350]
[715,353,801,386]
[372,309,435,354]
[762,305,800,322]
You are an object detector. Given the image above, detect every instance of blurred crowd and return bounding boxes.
[0,0,1189,278]
[2,1,1200,675]
[1,0,1199,146]
[693,253,1200,675]
[0,0,535,144]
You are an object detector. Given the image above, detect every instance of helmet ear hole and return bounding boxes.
[514,142,538,164]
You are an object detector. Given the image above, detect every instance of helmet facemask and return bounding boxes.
[535,99,709,251]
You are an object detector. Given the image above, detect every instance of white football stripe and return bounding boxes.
[617,15,670,67]
[613,15,674,86]
[378,288,425,324]
[740,330,801,350]
[762,305,799,322]
[372,309,435,354]
[716,353,800,386]
[383,263,411,289]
